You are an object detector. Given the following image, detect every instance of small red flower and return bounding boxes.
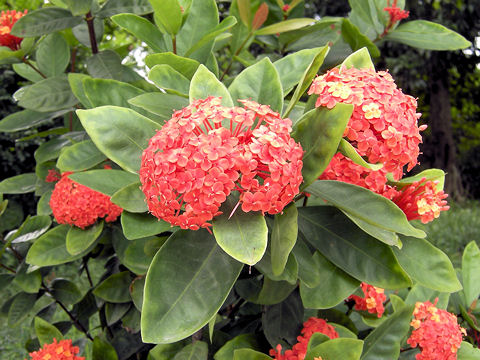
[384,0,409,26]
[50,172,122,229]
[282,4,291,12]
[28,338,85,360]
[348,282,387,318]
[0,10,26,51]
[270,317,338,360]
[140,97,303,230]
[407,299,466,360]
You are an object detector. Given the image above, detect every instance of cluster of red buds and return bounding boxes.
[27,339,84,360]
[348,282,387,318]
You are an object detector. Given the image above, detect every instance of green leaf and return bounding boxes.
[300,252,360,309]
[214,334,260,360]
[34,317,63,345]
[8,292,37,327]
[307,181,426,238]
[63,0,91,15]
[273,47,326,96]
[68,170,139,196]
[73,17,104,48]
[331,323,358,339]
[93,271,133,303]
[0,109,69,133]
[96,0,153,18]
[19,76,77,112]
[10,215,51,244]
[113,231,161,275]
[348,0,383,35]
[394,169,446,191]
[307,333,330,350]
[255,18,313,35]
[112,13,166,53]
[13,62,45,82]
[0,173,37,194]
[339,139,383,171]
[68,73,93,108]
[342,210,400,246]
[341,47,375,70]
[92,337,119,360]
[130,277,145,310]
[26,225,94,266]
[305,338,364,360]
[148,343,188,360]
[233,349,272,360]
[35,131,85,164]
[128,93,189,121]
[111,182,147,213]
[148,64,190,96]
[405,284,449,309]
[66,221,104,255]
[292,238,322,288]
[83,78,145,108]
[145,52,200,79]
[11,7,83,37]
[37,190,53,216]
[121,211,172,240]
[142,229,243,343]
[36,33,70,77]
[462,241,480,307]
[57,140,105,172]
[271,203,298,276]
[50,279,83,305]
[298,206,411,289]
[291,105,352,188]
[86,50,125,80]
[458,342,480,360]
[149,0,182,35]
[212,195,268,266]
[236,0,251,28]
[341,19,380,58]
[256,248,298,284]
[173,341,208,360]
[393,236,461,293]
[77,106,158,173]
[255,277,296,305]
[14,265,42,293]
[228,57,283,112]
[360,305,414,360]
[189,64,233,107]
[105,303,131,326]
[385,20,471,50]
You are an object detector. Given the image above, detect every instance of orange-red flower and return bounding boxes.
[0,10,26,50]
[139,96,303,230]
[384,0,409,26]
[270,317,338,360]
[49,172,122,229]
[348,282,387,318]
[407,299,466,360]
[28,338,84,360]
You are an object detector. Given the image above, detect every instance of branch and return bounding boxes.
[85,11,98,54]
[22,57,47,78]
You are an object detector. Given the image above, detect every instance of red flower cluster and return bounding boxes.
[0,10,26,50]
[308,66,449,223]
[407,299,466,360]
[28,339,84,360]
[49,171,122,229]
[139,97,303,230]
[384,0,409,26]
[270,317,338,360]
[348,282,387,318]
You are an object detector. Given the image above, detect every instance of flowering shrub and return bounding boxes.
[27,339,84,360]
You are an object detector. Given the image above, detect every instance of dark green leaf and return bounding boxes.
[13,265,41,293]
[111,182,147,213]
[0,109,69,132]
[148,64,190,96]
[292,238,322,288]
[35,131,86,164]
[121,211,172,240]
[271,203,298,276]
[462,241,480,307]
[66,221,103,255]
[105,303,131,326]
[145,52,200,79]
[57,140,106,172]
[341,19,380,57]
[233,349,272,360]
[305,338,364,360]
[214,334,260,360]
[72,17,104,48]
[8,292,37,327]
[128,93,189,121]
[68,170,139,196]
[255,277,296,305]
[19,76,77,112]
[36,33,70,77]
[86,50,125,80]
[256,249,298,285]
[141,229,243,343]
[173,341,208,360]
[0,173,37,194]
[96,0,153,18]
[342,211,400,246]
[34,317,63,345]
[92,336,119,360]
[10,215,51,243]
[130,277,145,311]
[93,271,133,303]
[50,279,83,305]
[112,14,166,53]
[189,64,233,106]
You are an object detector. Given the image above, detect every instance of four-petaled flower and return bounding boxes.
[0,10,26,51]
[27,338,84,360]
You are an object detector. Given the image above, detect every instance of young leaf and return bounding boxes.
[252,3,268,31]
[34,317,63,345]
[149,0,182,36]
[255,18,313,35]
[341,47,375,70]
[145,52,200,79]
[148,64,190,96]
[189,65,233,106]
[394,168,446,191]
[237,0,252,28]
[462,241,480,308]
[339,139,383,170]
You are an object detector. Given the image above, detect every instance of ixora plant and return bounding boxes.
[0,0,479,359]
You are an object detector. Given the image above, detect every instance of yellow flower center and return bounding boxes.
[328,82,352,99]
[362,103,381,119]
[417,198,441,218]
[0,26,10,35]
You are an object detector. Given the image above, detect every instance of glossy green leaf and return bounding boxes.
[307,333,330,350]
[149,0,182,35]
[112,14,166,52]
[300,252,359,309]
[457,342,480,359]
[292,238,322,288]
[0,173,37,194]
[233,349,272,360]
[93,271,133,303]
[229,57,283,112]
[142,229,243,343]
[394,168,445,191]
[68,73,93,108]
[68,170,138,196]
[292,105,352,188]
[121,211,172,240]
[66,221,104,255]
[83,78,145,108]
[148,64,190,96]
[10,215,51,244]
[11,7,82,37]
[36,33,70,77]
[92,337,118,360]
[145,53,200,79]
[212,195,268,266]
[111,182,147,213]
[305,338,364,360]
[307,181,426,238]
[57,140,105,172]
[341,47,375,71]
[19,75,77,112]
[393,236,461,292]
[255,18,314,35]
[130,277,145,311]
[341,19,380,58]
[77,106,158,173]
[37,190,52,216]
[96,0,152,18]
[86,50,125,80]
[271,203,298,276]
[35,317,63,345]
[189,64,233,106]
[173,341,208,360]
[128,93,189,121]
[360,305,414,360]
[385,20,471,50]
[298,206,411,289]
[113,232,160,275]
[462,241,480,307]
[50,279,83,305]
[8,292,37,327]
[0,109,69,132]
[331,323,358,339]
[214,334,260,360]
[339,139,383,170]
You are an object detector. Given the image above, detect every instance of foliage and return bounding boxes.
[0,0,477,359]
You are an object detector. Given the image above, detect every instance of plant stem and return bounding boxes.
[70,47,77,73]
[85,11,98,54]
[83,258,93,287]
[22,57,46,78]
[0,262,16,273]
[172,36,177,54]
[220,32,253,81]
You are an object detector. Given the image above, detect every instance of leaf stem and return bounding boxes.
[83,258,93,287]
[22,57,46,78]
[85,11,98,54]
[172,36,177,54]
[0,262,16,273]
[220,32,254,81]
